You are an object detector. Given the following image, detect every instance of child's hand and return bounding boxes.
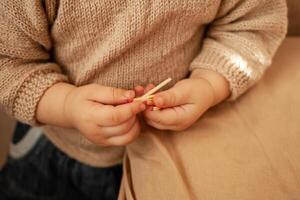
[139,69,230,131]
[141,79,215,131]
[63,84,146,146]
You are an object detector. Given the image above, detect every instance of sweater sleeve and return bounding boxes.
[0,1,68,125]
[190,0,287,100]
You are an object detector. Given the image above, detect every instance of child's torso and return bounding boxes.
[45,0,221,167]
[51,0,220,88]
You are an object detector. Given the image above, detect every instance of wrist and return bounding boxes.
[194,78,216,108]
[190,68,230,106]
[36,82,76,128]
[62,84,78,128]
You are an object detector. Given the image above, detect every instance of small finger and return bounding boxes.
[88,84,135,105]
[143,106,186,126]
[145,119,171,130]
[153,88,188,108]
[96,101,146,126]
[106,120,140,146]
[100,116,136,137]
[134,85,144,97]
[144,83,155,93]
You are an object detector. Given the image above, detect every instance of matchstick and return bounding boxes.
[143,78,172,97]
[133,78,172,102]
[133,95,154,102]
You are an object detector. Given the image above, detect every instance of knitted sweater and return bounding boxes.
[0,0,287,167]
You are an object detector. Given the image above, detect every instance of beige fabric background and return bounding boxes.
[1,0,300,168]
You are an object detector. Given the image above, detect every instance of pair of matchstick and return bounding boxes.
[133,78,172,110]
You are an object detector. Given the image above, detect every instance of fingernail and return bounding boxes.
[126,98,133,103]
[124,90,134,99]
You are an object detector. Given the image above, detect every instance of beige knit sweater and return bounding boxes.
[0,0,287,167]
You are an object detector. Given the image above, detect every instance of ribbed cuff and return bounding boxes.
[13,70,68,126]
[190,47,263,100]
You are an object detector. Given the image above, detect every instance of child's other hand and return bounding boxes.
[142,78,216,131]
[140,69,230,131]
[63,84,146,146]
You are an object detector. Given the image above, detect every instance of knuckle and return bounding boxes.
[110,87,117,101]
[168,92,177,106]
[128,105,136,116]
[110,111,121,124]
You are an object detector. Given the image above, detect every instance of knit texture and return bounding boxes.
[0,0,287,167]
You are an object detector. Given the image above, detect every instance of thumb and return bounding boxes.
[152,86,188,108]
[88,84,135,105]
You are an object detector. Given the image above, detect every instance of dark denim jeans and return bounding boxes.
[0,136,122,200]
